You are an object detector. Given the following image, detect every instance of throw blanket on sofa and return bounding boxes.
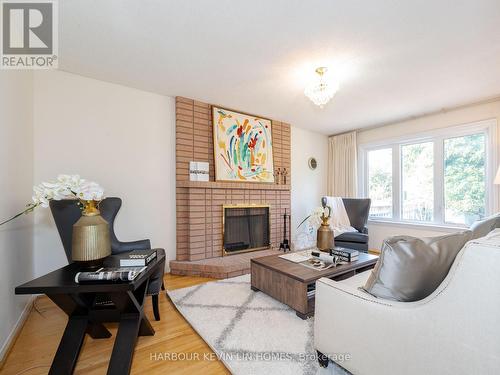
[324,196,357,237]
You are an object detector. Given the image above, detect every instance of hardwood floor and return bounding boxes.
[1,274,230,375]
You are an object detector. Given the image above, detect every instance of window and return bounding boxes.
[444,133,486,225]
[367,148,393,218]
[360,120,495,226]
[401,142,434,221]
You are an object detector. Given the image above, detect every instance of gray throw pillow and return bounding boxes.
[362,231,472,302]
[469,214,500,240]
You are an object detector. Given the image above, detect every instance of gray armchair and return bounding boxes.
[49,197,165,320]
[332,198,371,252]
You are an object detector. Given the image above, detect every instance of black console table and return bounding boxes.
[15,251,165,375]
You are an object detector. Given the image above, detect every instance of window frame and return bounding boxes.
[366,146,394,219]
[400,140,435,222]
[358,119,498,228]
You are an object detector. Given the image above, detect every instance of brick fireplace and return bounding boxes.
[170,97,291,278]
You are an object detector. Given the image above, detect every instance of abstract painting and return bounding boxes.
[212,107,274,182]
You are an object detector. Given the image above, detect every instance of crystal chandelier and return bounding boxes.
[304,67,339,108]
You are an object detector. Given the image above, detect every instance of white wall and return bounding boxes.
[33,71,176,276]
[0,72,34,360]
[358,99,500,249]
[291,126,329,245]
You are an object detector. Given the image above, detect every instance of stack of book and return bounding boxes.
[307,284,316,298]
[330,247,359,262]
[119,249,157,267]
[74,250,158,284]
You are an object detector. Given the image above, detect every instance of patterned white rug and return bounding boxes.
[167,274,350,375]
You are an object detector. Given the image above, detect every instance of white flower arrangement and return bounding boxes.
[293,206,331,251]
[32,174,104,207]
[297,206,329,230]
[1,174,104,226]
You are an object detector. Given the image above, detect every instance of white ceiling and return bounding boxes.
[59,0,500,134]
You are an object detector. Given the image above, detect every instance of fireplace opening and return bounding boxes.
[223,205,270,255]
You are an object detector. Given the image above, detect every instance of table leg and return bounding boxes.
[107,314,141,375]
[49,316,88,375]
[138,317,155,336]
[296,311,312,320]
[86,322,112,339]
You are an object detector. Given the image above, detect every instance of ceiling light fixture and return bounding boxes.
[304,67,338,108]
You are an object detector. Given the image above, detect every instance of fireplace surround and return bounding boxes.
[170,97,291,278]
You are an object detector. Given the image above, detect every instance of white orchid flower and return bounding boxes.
[74,181,105,201]
[32,185,50,207]
[3,175,106,227]
[57,174,83,192]
[53,187,72,200]
[298,206,328,230]
[31,175,104,208]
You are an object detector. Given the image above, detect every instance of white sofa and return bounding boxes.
[314,232,500,375]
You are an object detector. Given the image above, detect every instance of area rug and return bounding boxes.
[167,275,350,375]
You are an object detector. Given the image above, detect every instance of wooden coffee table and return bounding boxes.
[250,252,378,319]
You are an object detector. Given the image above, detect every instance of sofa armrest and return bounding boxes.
[361,226,368,234]
[315,277,398,310]
[314,278,438,374]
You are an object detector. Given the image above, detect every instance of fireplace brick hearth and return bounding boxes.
[171,97,291,278]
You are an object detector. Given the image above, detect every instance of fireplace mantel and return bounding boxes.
[177,180,290,191]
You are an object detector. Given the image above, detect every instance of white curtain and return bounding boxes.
[327,131,357,197]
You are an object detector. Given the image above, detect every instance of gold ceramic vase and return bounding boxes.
[317,205,334,252]
[71,200,111,263]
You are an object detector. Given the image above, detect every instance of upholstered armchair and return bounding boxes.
[314,234,500,374]
[49,197,165,320]
[331,198,371,252]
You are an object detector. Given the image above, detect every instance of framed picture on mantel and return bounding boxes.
[212,106,275,183]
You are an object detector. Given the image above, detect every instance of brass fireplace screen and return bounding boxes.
[222,205,270,255]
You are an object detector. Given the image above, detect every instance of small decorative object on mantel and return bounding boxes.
[275,167,282,184]
[0,174,111,264]
[189,161,209,182]
[281,167,288,185]
[212,106,275,183]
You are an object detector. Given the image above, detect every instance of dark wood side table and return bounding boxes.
[15,251,165,375]
[251,252,378,319]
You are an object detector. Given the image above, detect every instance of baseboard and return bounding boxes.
[0,296,35,369]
